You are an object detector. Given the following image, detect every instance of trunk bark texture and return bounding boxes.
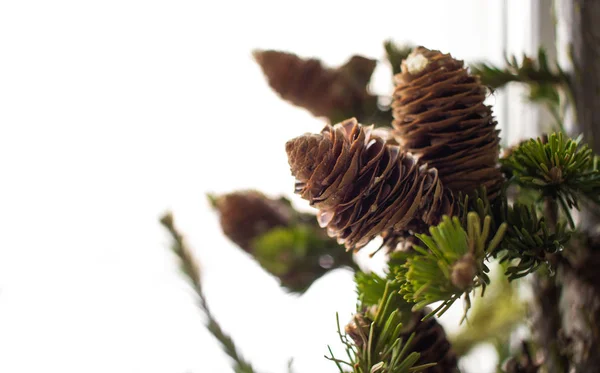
[552,1,600,371]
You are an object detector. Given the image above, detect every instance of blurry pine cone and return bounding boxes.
[392,46,503,199]
[403,310,459,373]
[285,117,455,251]
[212,190,356,293]
[254,50,380,124]
[213,191,292,252]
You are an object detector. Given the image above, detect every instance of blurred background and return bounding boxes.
[0,1,554,372]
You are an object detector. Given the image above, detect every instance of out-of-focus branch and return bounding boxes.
[160,212,256,373]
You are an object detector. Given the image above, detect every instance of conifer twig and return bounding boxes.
[160,212,256,373]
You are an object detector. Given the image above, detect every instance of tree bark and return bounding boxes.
[553,1,600,371]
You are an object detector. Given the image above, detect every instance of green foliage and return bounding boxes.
[471,48,571,131]
[326,282,435,373]
[471,48,568,90]
[396,213,507,319]
[384,40,414,76]
[498,203,571,280]
[253,226,317,275]
[502,132,600,227]
[160,212,257,373]
[458,187,503,234]
[355,271,391,309]
[252,225,358,293]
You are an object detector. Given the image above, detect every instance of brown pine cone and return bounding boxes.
[213,191,292,252]
[392,46,503,199]
[254,50,380,124]
[403,310,459,373]
[285,117,454,251]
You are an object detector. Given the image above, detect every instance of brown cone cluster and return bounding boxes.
[285,117,454,250]
[402,310,459,373]
[392,46,503,199]
[254,50,379,124]
[213,191,292,252]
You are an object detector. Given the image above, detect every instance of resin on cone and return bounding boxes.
[392,46,503,199]
[285,117,454,251]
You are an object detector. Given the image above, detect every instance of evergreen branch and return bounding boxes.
[160,212,256,373]
[326,282,434,373]
[501,132,600,227]
[471,48,569,90]
[497,203,571,280]
[395,213,507,320]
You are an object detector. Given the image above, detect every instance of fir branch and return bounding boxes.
[501,132,600,227]
[471,48,568,90]
[326,282,435,373]
[396,213,507,320]
[497,203,571,280]
[160,212,256,373]
[355,271,394,310]
[471,48,571,132]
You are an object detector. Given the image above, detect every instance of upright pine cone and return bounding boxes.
[212,191,292,252]
[254,50,379,124]
[392,46,503,199]
[402,310,459,373]
[285,117,454,250]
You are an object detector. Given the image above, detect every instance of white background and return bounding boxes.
[0,1,532,372]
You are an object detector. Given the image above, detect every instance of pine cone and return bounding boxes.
[212,190,356,293]
[403,310,459,373]
[213,191,292,252]
[285,117,455,251]
[392,46,503,199]
[254,50,380,124]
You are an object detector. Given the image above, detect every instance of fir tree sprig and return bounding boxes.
[497,203,571,280]
[395,213,507,320]
[326,282,435,373]
[471,48,568,90]
[501,132,600,227]
[471,48,571,132]
[160,212,256,373]
[355,271,397,310]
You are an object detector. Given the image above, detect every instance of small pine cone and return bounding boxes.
[392,46,503,199]
[213,191,292,252]
[285,117,455,251]
[254,50,379,124]
[403,310,459,373]
[345,313,372,348]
